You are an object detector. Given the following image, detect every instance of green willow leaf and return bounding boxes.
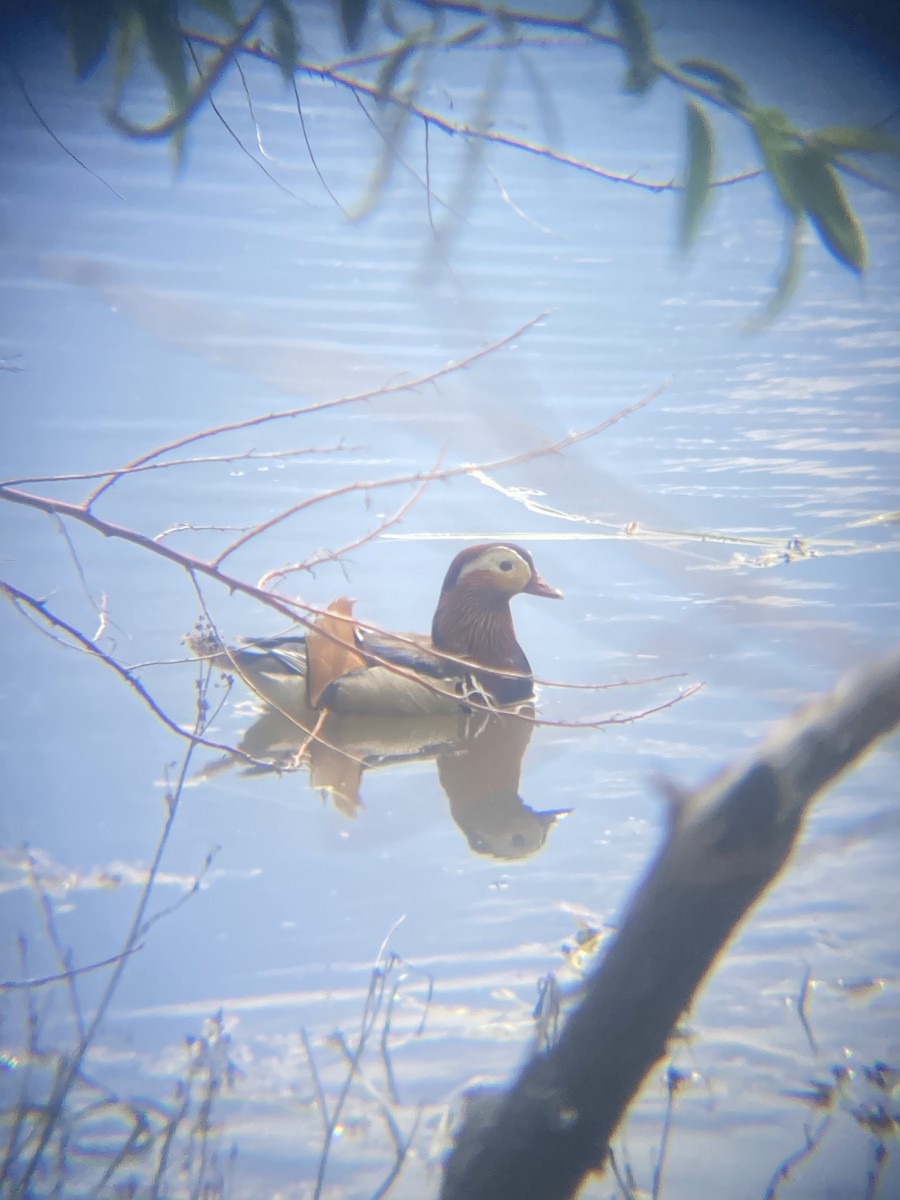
[136,0,188,109]
[790,147,867,273]
[194,0,240,29]
[609,0,657,94]
[64,0,114,79]
[579,0,606,23]
[748,106,804,215]
[169,119,187,173]
[680,99,715,253]
[340,0,369,51]
[808,125,900,159]
[376,40,416,102]
[267,0,299,83]
[111,9,142,102]
[679,58,750,110]
[445,21,488,49]
[381,0,405,39]
[745,219,803,333]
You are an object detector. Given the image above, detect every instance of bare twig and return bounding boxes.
[0,582,267,766]
[0,939,39,1185]
[7,59,125,200]
[212,388,659,566]
[187,39,307,205]
[796,965,818,1056]
[291,74,349,216]
[2,389,683,731]
[136,847,221,939]
[312,959,397,1200]
[371,1109,422,1200]
[11,697,212,1197]
[26,856,85,1042]
[82,312,549,507]
[763,1115,833,1200]
[0,945,143,992]
[1,444,349,490]
[299,1027,331,1131]
[651,1067,684,1200]
[257,476,434,588]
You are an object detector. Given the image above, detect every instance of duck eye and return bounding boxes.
[499,560,513,571]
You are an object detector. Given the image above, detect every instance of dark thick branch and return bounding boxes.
[441,646,900,1200]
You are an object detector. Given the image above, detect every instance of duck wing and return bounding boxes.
[227,629,462,716]
[320,630,464,716]
[305,597,366,706]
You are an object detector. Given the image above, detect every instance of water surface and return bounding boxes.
[1,2,899,1197]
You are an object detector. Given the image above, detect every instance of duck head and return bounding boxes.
[431,543,562,704]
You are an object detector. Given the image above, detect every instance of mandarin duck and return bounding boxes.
[193,543,562,717]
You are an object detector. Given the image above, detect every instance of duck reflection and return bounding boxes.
[200,702,569,860]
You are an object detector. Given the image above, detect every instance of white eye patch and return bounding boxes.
[457,547,529,581]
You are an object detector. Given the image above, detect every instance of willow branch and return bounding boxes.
[185,27,762,196]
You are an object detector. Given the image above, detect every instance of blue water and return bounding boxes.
[1,2,899,1197]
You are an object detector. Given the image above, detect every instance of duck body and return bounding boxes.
[195,543,562,718]
[220,628,468,717]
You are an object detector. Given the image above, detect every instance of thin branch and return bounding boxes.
[136,848,220,939]
[6,59,126,200]
[26,855,86,1042]
[351,89,461,226]
[52,512,109,637]
[0,582,266,766]
[291,75,349,216]
[83,311,549,507]
[312,963,392,1200]
[1,443,349,490]
[0,946,142,992]
[332,1031,406,1154]
[763,1115,833,1200]
[299,1027,331,1130]
[256,474,434,586]
[187,39,307,204]
[11,694,212,1197]
[1,385,682,731]
[186,25,763,196]
[371,1109,421,1200]
[795,965,818,1056]
[213,388,659,566]
[651,1067,684,1200]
